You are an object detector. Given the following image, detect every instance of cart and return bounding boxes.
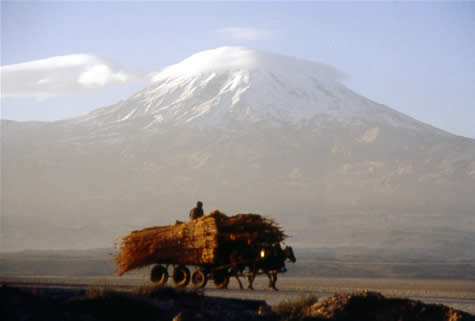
[115,210,292,289]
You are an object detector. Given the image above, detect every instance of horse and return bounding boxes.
[228,246,259,289]
[228,244,296,291]
[247,244,296,291]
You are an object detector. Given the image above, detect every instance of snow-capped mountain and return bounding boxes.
[2,47,474,252]
[73,47,440,134]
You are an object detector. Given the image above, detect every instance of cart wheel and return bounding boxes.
[212,270,229,289]
[150,265,168,286]
[191,270,208,289]
[172,265,190,288]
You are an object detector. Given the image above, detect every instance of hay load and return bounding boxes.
[115,210,285,276]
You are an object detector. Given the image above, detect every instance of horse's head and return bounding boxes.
[283,246,296,263]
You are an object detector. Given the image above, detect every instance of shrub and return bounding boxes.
[85,285,121,299]
[134,285,200,298]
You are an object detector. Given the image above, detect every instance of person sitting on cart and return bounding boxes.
[189,201,204,220]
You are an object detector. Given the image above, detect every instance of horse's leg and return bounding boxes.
[229,252,244,290]
[236,276,243,289]
[271,273,279,291]
[229,260,244,290]
[247,264,256,290]
[234,269,243,289]
[248,275,254,290]
[265,271,273,288]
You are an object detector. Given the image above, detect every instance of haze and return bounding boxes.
[1,2,474,256]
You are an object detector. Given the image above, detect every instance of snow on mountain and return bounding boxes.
[73,47,439,133]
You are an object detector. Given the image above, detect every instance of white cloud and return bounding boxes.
[78,64,128,87]
[217,27,271,41]
[0,54,133,99]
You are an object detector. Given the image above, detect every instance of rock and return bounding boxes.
[172,312,183,321]
[304,291,475,321]
[258,304,272,317]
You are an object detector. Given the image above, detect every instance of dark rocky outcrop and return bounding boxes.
[273,290,475,321]
[2,285,473,321]
[1,284,268,321]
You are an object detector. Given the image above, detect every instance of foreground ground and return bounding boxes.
[2,276,475,316]
[2,283,474,321]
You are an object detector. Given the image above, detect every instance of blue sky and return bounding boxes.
[1,1,475,138]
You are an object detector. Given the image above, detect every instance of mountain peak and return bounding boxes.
[151,47,345,83]
[74,47,437,134]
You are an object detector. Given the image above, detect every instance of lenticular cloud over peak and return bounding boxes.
[151,47,346,83]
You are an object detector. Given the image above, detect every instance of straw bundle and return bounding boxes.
[115,210,286,276]
[218,213,286,245]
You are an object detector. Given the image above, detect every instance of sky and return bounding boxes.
[1,1,475,138]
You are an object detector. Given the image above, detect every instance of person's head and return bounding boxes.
[197,201,203,208]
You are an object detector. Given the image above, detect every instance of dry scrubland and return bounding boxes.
[2,275,475,316]
[2,284,474,321]
[206,277,475,315]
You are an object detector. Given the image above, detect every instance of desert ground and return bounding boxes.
[2,275,474,315]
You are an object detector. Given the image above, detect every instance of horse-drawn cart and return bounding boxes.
[115,210,295,290]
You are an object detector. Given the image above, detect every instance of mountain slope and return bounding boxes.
[2,47,474,252]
